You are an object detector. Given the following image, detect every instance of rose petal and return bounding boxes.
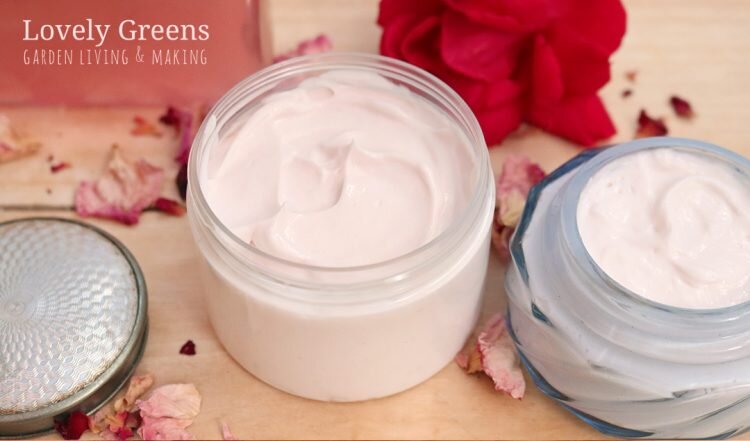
[115,374,155,413]
[220,421,238,441]
[440,9,524,81]
[443,0,554,32]
[553,0,627,54]
[622,89,632,98]
[636,109,668,138]
[670,95,694,119]
[543,25,613,97]
[528,93,616,147]
[477,313,525,399]
[159,106,194,165]
[55,411,89,440]
[138,416,194,441]
[400,16,447,74]
[475,105,524,146]
[496,154,546,224]
[0,114,40,164]
[154,197,187,217]
[179,340,196,356]
[377,0,443,26]
[137,384,201,420]
[75,145,164,225]
[132,116,162,137]
[273,34,333,63]
[491,223,515,262]
[625,69,638,82]
[50,162,71,173]
[455,338,483,374]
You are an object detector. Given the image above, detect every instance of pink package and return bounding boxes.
[0,0,270,106]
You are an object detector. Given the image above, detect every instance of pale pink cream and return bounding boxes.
[202,71,476,267]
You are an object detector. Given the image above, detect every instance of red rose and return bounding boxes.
[378,0,626,147]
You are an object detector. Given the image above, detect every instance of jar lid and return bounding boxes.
[0,218,148,438]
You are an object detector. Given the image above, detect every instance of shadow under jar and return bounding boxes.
[506,137,750,439]
[187,53,495,401]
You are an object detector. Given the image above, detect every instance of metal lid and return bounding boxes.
[0,218,148,438]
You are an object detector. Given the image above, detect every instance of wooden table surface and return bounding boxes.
[2,0,750,439]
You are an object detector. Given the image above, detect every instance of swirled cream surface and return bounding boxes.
[203,71,476,267]
[578,148,750,309]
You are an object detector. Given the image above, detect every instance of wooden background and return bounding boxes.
[1,0,749,439]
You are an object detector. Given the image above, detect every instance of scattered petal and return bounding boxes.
[220,421,238,440]
[50,161,71,173]
[621,89,632,98]
[136,384,201,441]
[0,114,40,164]
[670,95,694,119]
[138,416,194,441]
[54,411,89,440]
[477,313,526,399]
[154,197,187,217]
[635,109,668,138]
[132,116,163,137]
[455,338,483,374]
[46,188,52,195]
[625,69,638,82]
[179,340,196,356]
[115,374,155,413]
[492,155,545,260]
[75,145,164,225]
[137,384,201,420]
[159,106,194,165]
[273,34,333,63]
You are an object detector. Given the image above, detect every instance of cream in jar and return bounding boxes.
[203,70,475,267]
[189,54,494,402]
[578,148,750,309]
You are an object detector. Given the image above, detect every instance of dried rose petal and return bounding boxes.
[54,411,89,440]
[159,106,194,165]
[492,155,545,260]
[221,421,238,440]
[670,95,694,119]
[138,416,193,441]
[456,314,526,399]
[179,340,196,356]
[132,116,163,137]
[625,69,638,82]
[114,374,155,413]
[75,145,164,225]
[137,384,201,420]
[115,425,134,440]
[622,89,632,98]
[0,115,40,164]
[636,109,668,138]
[154,197,187,217]
[176,163,188,201]
[50,161,71,173]
[273,34,333,63]
[477,313,525,399]
[136,384,201,441]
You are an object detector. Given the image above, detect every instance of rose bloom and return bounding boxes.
[378,0,627,147]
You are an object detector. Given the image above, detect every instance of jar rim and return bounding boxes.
[187,52,492,284]
[561,137,750,317]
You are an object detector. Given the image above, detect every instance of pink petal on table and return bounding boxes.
[114,374,155,413]
[0,114,40,164]
[477,313,525,399]
[220,421,238,440]
[74,145,164,226]
[273,34,333,63]
[137,384,201,420]
[496,155,546,227]
[138,416,193,441]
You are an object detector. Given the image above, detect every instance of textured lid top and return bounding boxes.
[0,218,146,437]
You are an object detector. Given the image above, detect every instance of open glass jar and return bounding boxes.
[187,53,495,401]
[506,137,750,439]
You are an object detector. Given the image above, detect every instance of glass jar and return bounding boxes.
[506,137,750,439]
[187,53,495,401]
